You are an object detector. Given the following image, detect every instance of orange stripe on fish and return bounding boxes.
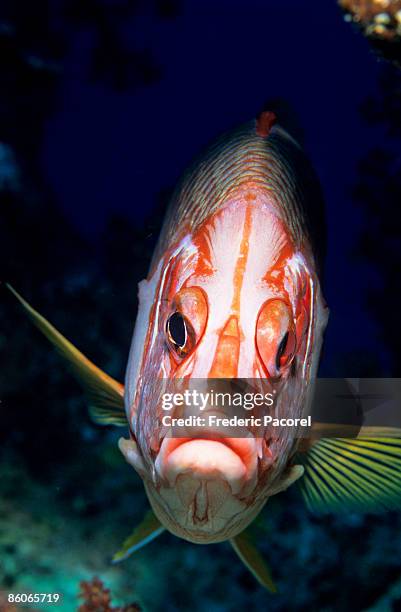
[208,315,240,378]
[231,203,252,316]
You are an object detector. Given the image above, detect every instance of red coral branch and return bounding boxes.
[78,577,141,612]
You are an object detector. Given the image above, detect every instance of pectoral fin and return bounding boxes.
[112,510,164,563]
[297,426,401,513]
[230,529,277,593]
[6,284,126,426]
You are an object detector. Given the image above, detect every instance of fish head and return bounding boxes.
[121,192,328,543]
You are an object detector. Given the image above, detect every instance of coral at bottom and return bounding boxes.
[78,577,141,612]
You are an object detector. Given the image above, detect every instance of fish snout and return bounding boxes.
[208,316,240,378]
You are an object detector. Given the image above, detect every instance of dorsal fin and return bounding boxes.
[297,426,401,513]
[230,528,277,593]
[6,284,126,426]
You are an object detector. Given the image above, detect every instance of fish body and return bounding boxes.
[120,112,329,543]
[10,110,401,592]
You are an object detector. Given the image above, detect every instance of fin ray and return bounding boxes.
[309,446,384,508]
[298,428,401,512]
[112,510,164,563]
[306,444,393,506]
[7,284,126,426]
[230,529,277,593]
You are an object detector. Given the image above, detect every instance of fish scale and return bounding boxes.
[153,120,324,275]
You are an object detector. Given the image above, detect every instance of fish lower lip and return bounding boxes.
[154,433,269,495]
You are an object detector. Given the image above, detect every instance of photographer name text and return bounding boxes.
[162,414,312,428]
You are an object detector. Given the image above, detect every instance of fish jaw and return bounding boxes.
[140,436,304,544]
[118,426,276,543]
[141,420,276,543]
[146,436,267,544]
[144,477,267,544]
[118,425,305,543]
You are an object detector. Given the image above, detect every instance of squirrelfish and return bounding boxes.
[9,110,401,592]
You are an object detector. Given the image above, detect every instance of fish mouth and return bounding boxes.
[154,426,273,496]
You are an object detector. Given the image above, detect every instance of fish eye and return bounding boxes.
[276,332,289,371]
[165,287,208,361]
[167,312,187,349]
[256,299,296,378]
[275,330,296,371]
[166,311,195,358]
